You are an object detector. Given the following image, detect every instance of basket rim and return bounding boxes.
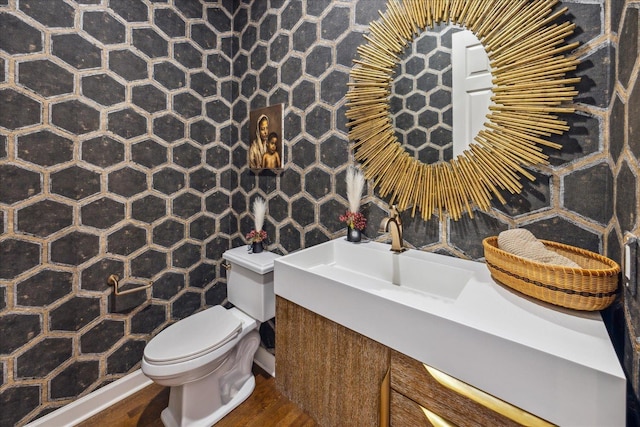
[482,236,620,274]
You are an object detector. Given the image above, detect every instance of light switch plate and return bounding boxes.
[624,234,638,296]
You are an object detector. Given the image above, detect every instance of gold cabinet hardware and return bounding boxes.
[108,274,153,296]
[423,364,554,426]
[380,368,390,427]
[420,405,456,427]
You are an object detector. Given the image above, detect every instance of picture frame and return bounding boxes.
[248,104,284,171]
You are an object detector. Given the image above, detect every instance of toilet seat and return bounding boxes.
[144,306,242,365]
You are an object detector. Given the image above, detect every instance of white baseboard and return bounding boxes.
[25,370,153,427]
[254,346,276,377]
[25,352,275,427]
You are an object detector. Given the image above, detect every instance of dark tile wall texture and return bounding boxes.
[0,0,638,425]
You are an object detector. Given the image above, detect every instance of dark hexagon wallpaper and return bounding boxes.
[0,0,639,425]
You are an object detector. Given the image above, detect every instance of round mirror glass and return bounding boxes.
[391,23,492,165]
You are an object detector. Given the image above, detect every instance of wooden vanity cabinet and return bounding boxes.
[276,297,553,427]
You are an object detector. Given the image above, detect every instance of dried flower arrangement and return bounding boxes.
[246,196,267,243]
[340,166,367,231]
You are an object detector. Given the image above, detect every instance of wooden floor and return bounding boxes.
[77,366,317,427]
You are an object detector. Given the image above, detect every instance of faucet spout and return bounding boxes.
[380,205,406,253]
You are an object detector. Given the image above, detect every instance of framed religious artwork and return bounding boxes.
[248,104,284,171]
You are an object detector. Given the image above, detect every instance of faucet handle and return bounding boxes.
[382,205,406,253]
[389,204,402,225]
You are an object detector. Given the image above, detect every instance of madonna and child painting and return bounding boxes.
[249,104,283,170]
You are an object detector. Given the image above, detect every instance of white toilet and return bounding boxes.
[141,246,280,427]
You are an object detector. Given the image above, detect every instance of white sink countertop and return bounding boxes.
[274,238,626,426]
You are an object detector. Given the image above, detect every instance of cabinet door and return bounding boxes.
[276,297,390,427]
[390,351,554,427]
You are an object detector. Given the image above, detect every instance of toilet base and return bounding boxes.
[160,375,256,427]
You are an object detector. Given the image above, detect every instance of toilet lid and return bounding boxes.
[144,306,242,365]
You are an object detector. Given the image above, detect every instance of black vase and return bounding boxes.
[251,241,264,253]
[346,226,362,243]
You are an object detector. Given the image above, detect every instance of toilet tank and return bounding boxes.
[222,247,280,322]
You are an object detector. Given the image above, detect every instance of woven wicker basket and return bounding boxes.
[482,236,620,311]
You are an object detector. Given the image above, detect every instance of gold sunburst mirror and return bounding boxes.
[347,0,580,221]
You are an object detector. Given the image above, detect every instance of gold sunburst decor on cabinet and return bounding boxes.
[346,0,580,221]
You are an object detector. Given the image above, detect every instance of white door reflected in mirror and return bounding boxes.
[452,30,493,158]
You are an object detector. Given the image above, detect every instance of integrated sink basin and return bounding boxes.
[274,238,626,426]
[289,236,472,303]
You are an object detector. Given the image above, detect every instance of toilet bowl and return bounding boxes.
[141,247,280,427]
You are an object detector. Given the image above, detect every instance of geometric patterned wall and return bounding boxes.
[0,1,234,425]
[1,0,635,425]
[611,1,640,423]
[235,0,615,262]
